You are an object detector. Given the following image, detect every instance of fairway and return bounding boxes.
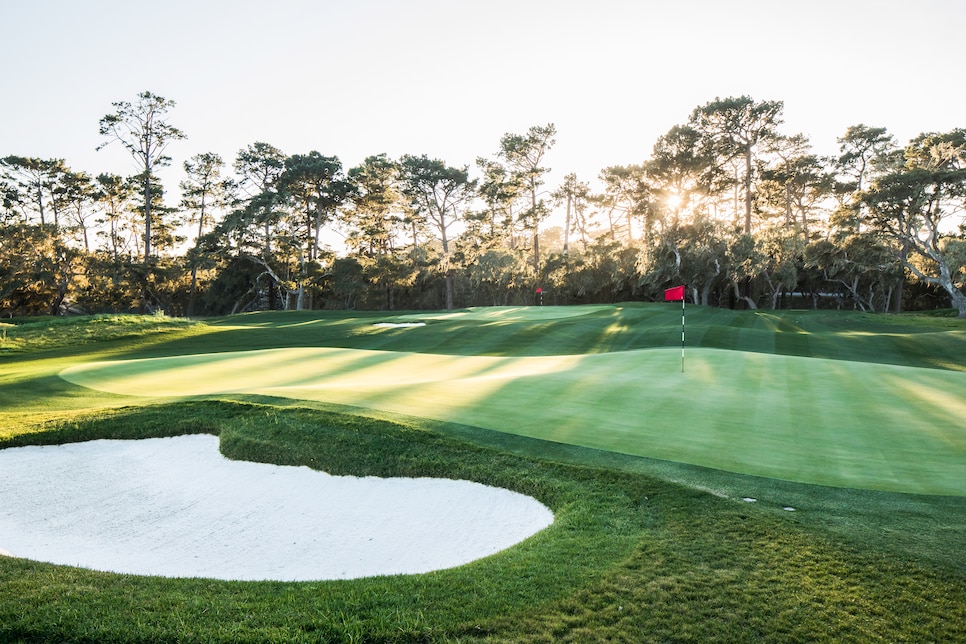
[60,342,966,495]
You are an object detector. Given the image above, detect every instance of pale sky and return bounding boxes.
[3,0,965,204]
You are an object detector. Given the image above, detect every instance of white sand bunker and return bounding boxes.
[372,322,426,328]
[0,435,553,581]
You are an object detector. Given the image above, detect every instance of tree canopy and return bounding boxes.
[2,92,964,317]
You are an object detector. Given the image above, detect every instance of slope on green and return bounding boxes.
[60,344,966,495]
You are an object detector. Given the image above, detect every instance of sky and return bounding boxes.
[3,0,965,209]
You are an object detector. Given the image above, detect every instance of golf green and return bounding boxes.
[60,344,966,495]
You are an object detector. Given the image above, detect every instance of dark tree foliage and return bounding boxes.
[2,95,964,317]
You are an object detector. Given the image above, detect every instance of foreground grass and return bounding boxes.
[1,307,965,641]
[2,401,965,643]
[0,402,647,641]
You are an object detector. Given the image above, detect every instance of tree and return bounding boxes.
[60,170,98,250]
[466,247,530,306]
[558,236,640,303]
[233,141,286,250]
[756,224,806,309]
[553,173,593,253]
[399,155,476,310]
[278,152,346,262]
[232,142,286,309]
[833,125,900,234]
[326,256,367,310]
[0,223,79,315]
[690,96,784,233]
[645,125,728,231]
[857,130,966,317]
[182,153,231,244]
[648,216,732,306]
[97,91,186,261]
[759,138,833,241]
[761,134,808,226]
[496,123,557,271]
[475,156,524,247]
[0,156,70,227]
[345,154,403,257]
[181,152,232,316]
[596,166,646,243]
[93,173,137,261]
[804,234,899,311]
[276,152,349,309]
[837,124,898,195]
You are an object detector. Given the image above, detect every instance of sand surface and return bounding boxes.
[0,435,553,581]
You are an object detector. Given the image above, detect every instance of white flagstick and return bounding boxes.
[681,296,686,373]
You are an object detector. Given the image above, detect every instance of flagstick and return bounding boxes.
[681,297,686,373]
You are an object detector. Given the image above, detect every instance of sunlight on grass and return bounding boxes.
[391,305,615,323]
[61,349,584,400]
[58,346,966,495]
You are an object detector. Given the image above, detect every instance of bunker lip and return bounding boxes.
[0,435,554,582]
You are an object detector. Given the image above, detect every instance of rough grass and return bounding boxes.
[0,312,199,354]
[1,306,965,642]
[2,401,965,643]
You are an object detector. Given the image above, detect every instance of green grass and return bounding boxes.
[0,312,199,355]
[54,314,966,494]
[1,305,965,642]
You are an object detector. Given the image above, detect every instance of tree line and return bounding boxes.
[2,91,965,318]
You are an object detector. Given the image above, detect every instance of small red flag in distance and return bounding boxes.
[535,287,543,293]
[664,285,685,301]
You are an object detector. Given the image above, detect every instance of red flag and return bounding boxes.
[664,285,685,301]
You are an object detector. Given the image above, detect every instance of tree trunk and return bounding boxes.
[563,191,571,255]
[445,271,454,310]
[263,221,277,310]
[187,265,198,317]
[531,186,540,271]
[731,280,757,309]
[893,238,909,313]
[533,228,540,273]
[744,147,753,234]
[733,166,740,227]
[143,173,152,261]
[36,182,46,226]
[784,160,793,227]
[953,290,966,318]
[935,254,966,318]
[296,284,306,310]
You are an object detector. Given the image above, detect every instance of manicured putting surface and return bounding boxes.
[61,346,966,495]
